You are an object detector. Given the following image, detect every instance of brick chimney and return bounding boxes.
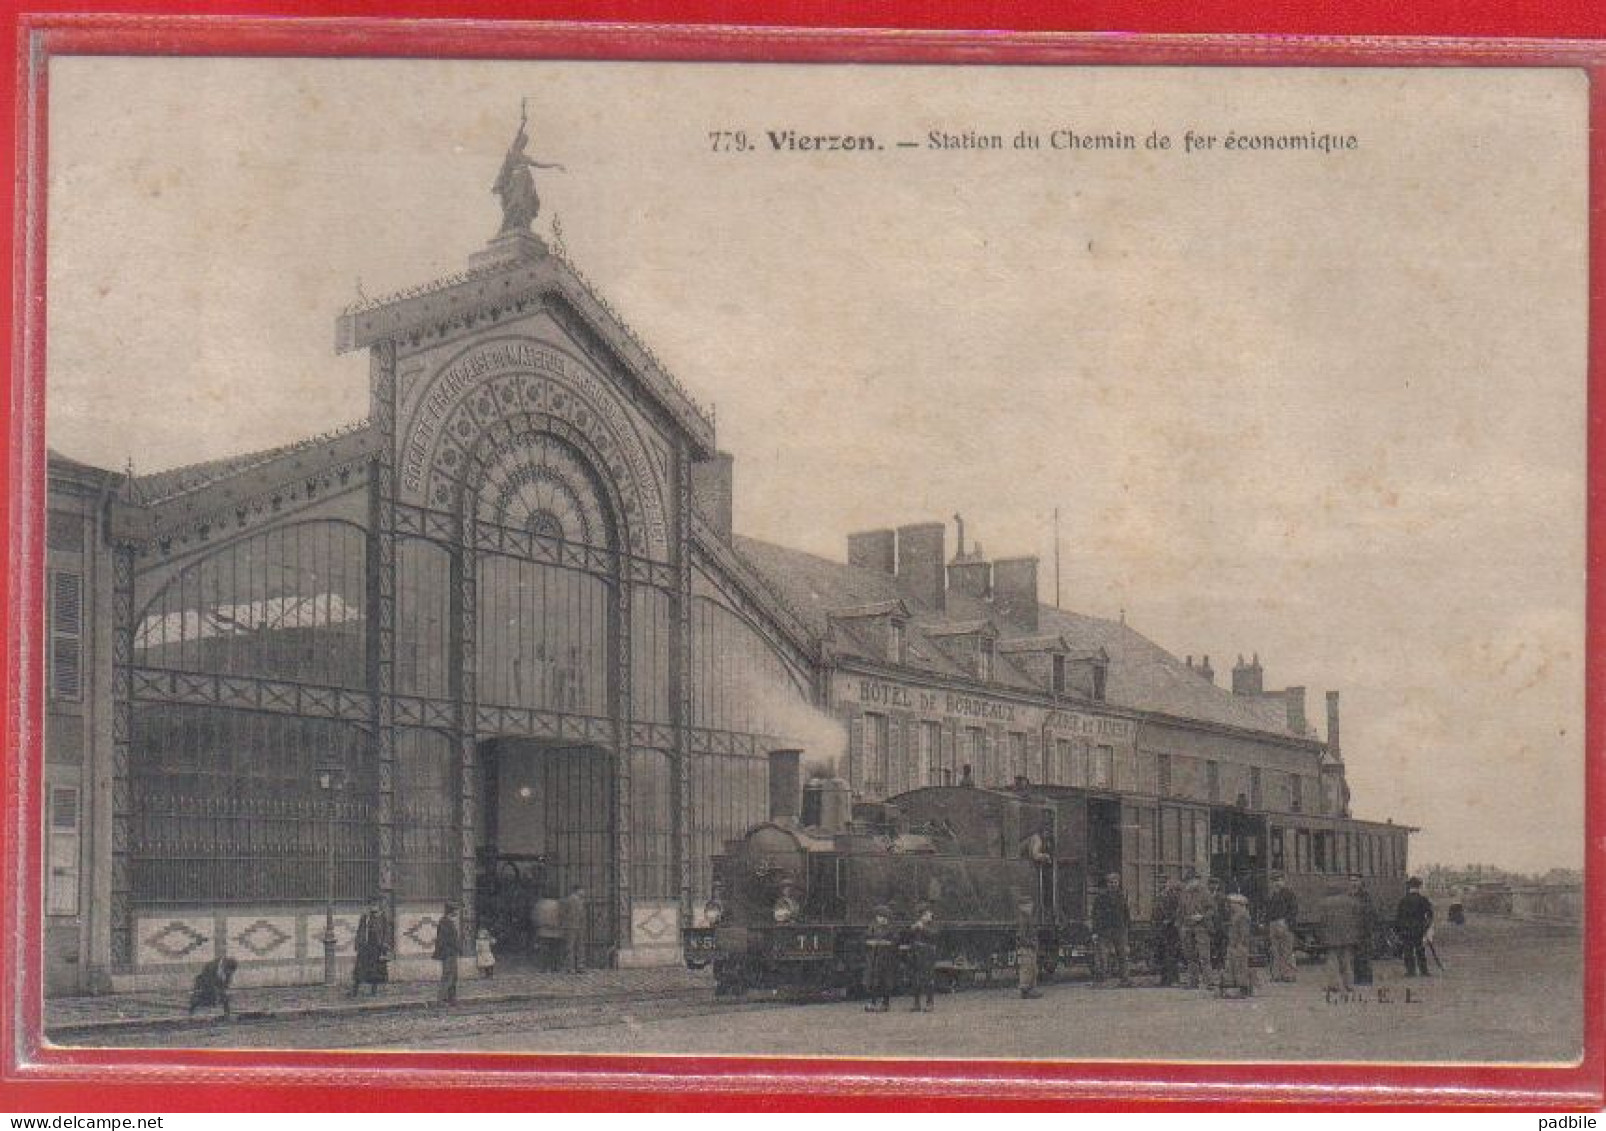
[690,451,734,540]
[1200,655,1215,685]
[948,558,992,599]
[847,529,896,575]
[896,522,946,612]
[1285,686,1307,735]
[1232,653,1264,696]
[1326,690,1342,761]
[992,556,1040,633]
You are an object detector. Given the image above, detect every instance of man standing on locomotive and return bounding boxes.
[1020,814,1055,921]
[1263,872,1300,983]
[1092,872,1134,988]
[863,903,898,1012]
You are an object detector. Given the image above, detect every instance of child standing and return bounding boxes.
[475,926,497,979]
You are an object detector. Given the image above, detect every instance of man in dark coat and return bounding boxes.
[1394,877,1435,977]
[1015,899,1042,999]
[1262,873,1300,983]
[1154,877,1183,987]
[1092,872,1134,987]
[1317,881,1363,992]
[188,955,239,1019]
[904,903,940,1012]
[863,904,898,1012]
[1178,871,1214,990]
[350,895,390,997]
[432,901,461,1005]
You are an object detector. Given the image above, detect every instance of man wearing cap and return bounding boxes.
[1262,873,1299,983]
[904,903,939,1012]
[1091,872,1134,988]
[863,904,898,1012]
[1177,871,1214,990]
[432,900,461,1005]
[350,894,390,997]
[1394,877,1435,977]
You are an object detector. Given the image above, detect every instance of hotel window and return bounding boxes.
[863,713,890,797]
[49,571,83,702]
[1250,767,1263,810]
[1269,826,1285,872]
[1008,732,1027,782]
[1290,773,1304,813]
[1206,760,1220,804]
[1157,753,1173,797]
[1052,653,1066,694]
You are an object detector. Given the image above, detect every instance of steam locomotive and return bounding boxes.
[684,763,1414,995]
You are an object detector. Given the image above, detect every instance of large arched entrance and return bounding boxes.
[462,418,625,966]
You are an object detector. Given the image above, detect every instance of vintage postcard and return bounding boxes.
[25,43,1588,1080]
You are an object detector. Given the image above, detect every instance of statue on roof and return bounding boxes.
[493,100,565,236]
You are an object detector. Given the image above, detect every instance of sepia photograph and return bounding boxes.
[31,50,1587,1069]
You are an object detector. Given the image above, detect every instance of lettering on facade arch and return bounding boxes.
[400,339,669,557]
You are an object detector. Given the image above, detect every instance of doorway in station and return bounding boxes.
[475,737,615,969]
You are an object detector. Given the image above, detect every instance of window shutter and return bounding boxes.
[48,785,80,916]
[50,572,83,702]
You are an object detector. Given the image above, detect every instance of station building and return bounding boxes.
[43,201,1371,996]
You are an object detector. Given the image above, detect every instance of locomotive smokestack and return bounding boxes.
[768,748,803,823]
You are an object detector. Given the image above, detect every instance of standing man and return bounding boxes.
[1016,899,1043,999]
[862,904,898,1012]
[432,900,461,1006]
[1219,893,1256,998]
[1179,871,1214,990]
[350,894,390,997]
[1154,875,1183,987]
[1317,881,1362,993]
[1263,873,1300,983]
[1092,872,1134,988]
[1349,874,1378,986]
[904,903,940,1012]
[561,884,589,973]
[1394,876,1435,977]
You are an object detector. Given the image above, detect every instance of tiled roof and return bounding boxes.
[733,534,1303,739]
[129,420,372,503]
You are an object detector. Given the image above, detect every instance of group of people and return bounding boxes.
[1151,871,1258,996]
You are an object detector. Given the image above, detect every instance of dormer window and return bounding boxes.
[979,638,995,680]
[1052,653,1066,694]
[889,620,906,665]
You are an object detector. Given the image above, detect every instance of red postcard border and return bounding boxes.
[2,14,1601,1112]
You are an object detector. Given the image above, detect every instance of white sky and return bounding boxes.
[45,58,1588,872]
